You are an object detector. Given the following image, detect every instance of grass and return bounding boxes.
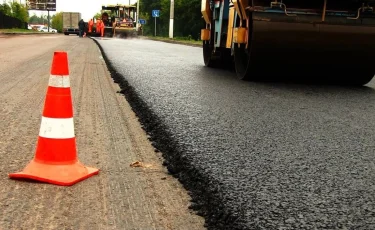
[0,28,40,33]
[145,36,202,46]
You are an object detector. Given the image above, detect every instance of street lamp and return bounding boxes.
[169,0,174,38]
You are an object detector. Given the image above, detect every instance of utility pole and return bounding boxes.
[169,0,174,38]
[47,10,50,32]
[136,0,139,32]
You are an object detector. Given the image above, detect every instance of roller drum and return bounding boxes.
[239,0,375,85]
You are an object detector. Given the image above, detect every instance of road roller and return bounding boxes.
[201,0,375,85]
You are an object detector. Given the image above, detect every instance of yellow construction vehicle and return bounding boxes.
[111,5,139,38]
[103,4,138,38]
[87,4,139,38]
[201,0,375,85]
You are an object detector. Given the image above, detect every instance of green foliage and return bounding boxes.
[0,3,12,16]
[139,0,202,40]
[29,14,51,26]
[93,12,102,19]
[0,2,28,22]
[29,14,43,24]
[51,12,63,32]
[92,11,118,20]
[11,2,29,22]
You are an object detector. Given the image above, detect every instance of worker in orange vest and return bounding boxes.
[100,20,105,37]
[88,19,93,33]
[96,19,102,35]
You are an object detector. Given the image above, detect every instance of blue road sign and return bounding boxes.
[138,19,146,24]
[152,10,160,17]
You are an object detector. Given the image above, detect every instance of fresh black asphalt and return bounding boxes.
[93,37,375,230]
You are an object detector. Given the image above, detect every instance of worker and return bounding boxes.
[88,19,93,33]
[83,22,88,37]
[78,19,85,37]
[96,19,102,35]
[100,20,105,37]
[102,12,109,26]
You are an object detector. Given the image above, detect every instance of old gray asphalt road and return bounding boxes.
[94,37,375,230]
[0,35,205,230]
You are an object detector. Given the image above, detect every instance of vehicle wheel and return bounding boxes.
[203,41,217,67]
[342,74,374,86]
[233,3,255,80]
[355,76,374,86]
[203,18,221,67]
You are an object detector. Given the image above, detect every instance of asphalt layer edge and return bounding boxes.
[90,37,246,229]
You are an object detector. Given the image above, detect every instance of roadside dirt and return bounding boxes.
[0,35,205,230]
[138,36,202,48]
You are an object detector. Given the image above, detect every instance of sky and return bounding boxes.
[5,0,137,21]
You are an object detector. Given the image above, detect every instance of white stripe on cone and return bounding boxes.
[49,75,70,88]
[39,117,75,139]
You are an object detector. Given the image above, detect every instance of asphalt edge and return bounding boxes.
[90,37,245,230]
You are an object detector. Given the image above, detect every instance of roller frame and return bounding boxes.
[202,0,375,85]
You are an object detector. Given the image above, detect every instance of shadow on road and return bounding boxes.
[198,65,375,96]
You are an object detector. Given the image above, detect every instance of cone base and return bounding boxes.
[9,159,99,186]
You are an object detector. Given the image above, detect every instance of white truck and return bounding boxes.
[62,12,81,35]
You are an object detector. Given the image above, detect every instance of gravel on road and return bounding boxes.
[94,37,375,230]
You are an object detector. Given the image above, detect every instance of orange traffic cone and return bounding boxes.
[9,51,99,186]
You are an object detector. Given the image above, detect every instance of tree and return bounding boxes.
[93,12,102,19]
[29,14,44,24]
[139,0,165,36]
[174,0,201,40]
[51,12,63,32]
[138,0,201,39]
[0,3,12,16]
[10,2,29,22]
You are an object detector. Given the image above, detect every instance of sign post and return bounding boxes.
[47,9,49,32]
[138,19,146,36]
[169,0,174,38]
[152,10,160,36]
[26,0,56,32]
